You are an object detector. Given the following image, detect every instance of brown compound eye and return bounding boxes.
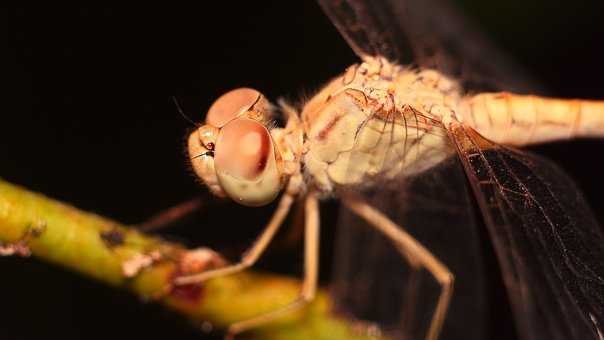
[215,118,271,180]
[206,88,263,127]
[213,117,282,206]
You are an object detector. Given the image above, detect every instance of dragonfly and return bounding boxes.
[172,0,604,339]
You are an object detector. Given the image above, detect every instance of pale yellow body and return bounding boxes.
[183,56,604,340]
[462,92,604,145]
[300,57,604,192]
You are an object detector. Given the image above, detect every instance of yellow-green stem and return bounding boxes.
[0,179,383,340]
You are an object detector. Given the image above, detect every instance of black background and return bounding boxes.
[2,1,604,339]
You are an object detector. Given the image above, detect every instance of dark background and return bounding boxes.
[2,1,604,339]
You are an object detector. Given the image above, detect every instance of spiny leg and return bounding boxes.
[174,191,295,285]
[342,194,454,340]
[226,192,320,340]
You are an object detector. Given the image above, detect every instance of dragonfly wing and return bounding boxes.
[317,0,543,93]
[317,0,411,63]
[448,124,604,340]
[329,107,491,338]
[333,155,490,340]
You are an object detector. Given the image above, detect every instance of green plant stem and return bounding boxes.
[0,179,382,340]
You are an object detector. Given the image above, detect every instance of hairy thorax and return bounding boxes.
[301,57,462,192]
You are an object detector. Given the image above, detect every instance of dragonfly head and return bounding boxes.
[188,88,285,207]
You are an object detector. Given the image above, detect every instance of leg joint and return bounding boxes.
[301,290,315,303]
[439,271,455,288]
[240,256,255,268]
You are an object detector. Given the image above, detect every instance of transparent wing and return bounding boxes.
[332,155,490,339]
[318,1,604,338]
[329,104,491,338]
[317,0,543,93]
[448,124,604,340]
[318,1,503,331]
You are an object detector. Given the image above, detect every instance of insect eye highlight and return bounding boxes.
[215,118,271,181]
[212,117,283,207]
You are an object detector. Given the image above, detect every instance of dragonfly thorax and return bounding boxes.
[300,57,462,192]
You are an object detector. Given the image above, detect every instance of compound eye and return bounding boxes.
[214,118,282,206]
[215,118,271,180]
[206,88,262,127]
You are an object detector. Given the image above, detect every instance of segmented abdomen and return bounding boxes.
[462,92,604,146]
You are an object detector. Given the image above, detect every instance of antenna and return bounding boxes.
[172,96,201,127]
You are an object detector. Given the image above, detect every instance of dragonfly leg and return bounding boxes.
[342,194,454,340]
[225,191,320,340]
[394,238,423,269]
[173,189,296,285]
[136,196,206,232]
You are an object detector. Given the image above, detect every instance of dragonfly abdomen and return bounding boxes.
[461,92,604,146]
